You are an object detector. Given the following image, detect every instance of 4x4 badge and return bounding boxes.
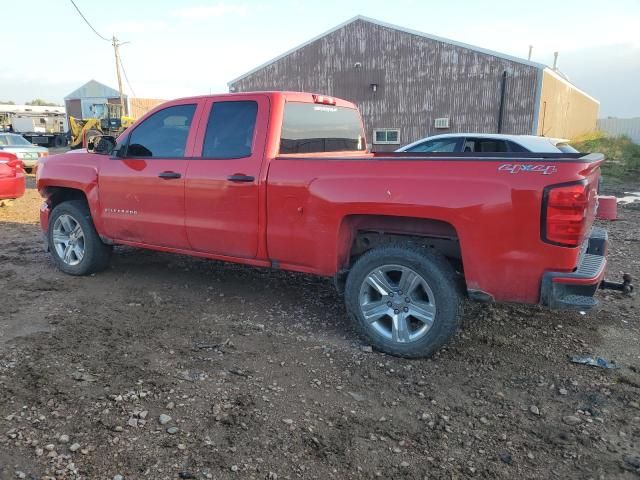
[498,164,557,175]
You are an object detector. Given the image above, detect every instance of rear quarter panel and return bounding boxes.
[266,156,602,304]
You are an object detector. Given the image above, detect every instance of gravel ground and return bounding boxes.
[0,177,638,480]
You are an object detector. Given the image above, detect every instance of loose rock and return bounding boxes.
[563,415,581,426]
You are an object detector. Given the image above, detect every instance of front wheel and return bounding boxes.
[345,244,463,358]
[48,200,112,275]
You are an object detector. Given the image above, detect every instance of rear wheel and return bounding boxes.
[345,244,463,358]
[48,200,112,275]
[53,135,66,148]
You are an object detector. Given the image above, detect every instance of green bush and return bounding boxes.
[572,132,640,182]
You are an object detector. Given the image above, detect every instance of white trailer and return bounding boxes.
[0,104,68,147]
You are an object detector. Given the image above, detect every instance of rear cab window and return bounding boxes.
[280,102,365,154]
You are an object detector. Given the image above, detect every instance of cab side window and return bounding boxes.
[202,101,258,159]
[126,104,196,158]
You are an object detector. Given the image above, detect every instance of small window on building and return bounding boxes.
[373,128,400,145]
[434,118,450,129]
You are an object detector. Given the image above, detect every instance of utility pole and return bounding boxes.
[112,35,126,116]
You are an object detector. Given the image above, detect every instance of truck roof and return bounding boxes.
[154,91,359,110]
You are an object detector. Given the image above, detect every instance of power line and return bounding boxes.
[68,0,110,42]
[118,54,137,98]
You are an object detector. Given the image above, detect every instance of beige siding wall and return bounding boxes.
[128,98,167,119]
[536,69,599,139]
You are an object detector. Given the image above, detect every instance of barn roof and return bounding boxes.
[228,15,547,86]
[64,80,127,100]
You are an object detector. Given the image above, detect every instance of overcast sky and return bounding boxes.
[2,0,639,117]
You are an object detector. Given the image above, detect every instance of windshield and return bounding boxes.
[0,134,32,146]
[280,102,365,154]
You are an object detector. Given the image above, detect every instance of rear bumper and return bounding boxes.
[40,201,50,231]
[40,202,50,251]
[0,174,26,200]
[540,227,607,310]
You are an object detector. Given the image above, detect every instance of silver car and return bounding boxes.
[0,133,49,172]
[396,133,579,154]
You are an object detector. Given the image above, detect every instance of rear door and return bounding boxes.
[99,101,202,248]
[185,95,269,258]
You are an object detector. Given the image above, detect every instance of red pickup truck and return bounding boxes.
[37,91,609,358]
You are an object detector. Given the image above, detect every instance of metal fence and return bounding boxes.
[597,118,640,144]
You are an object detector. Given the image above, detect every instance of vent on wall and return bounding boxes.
[434,117,450,129]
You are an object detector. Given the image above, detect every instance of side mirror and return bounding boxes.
[87,135,117,155]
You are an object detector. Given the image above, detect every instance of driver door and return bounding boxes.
[99,101,203,248]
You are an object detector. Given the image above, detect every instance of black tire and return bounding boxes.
[53,135,66,148]
[48,200,112,275]
[345,244,463,358]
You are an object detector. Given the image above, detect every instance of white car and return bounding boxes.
[396,133,579,154]
[0,133,49,172]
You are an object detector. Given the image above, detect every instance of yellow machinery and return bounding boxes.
[69,103,134,149]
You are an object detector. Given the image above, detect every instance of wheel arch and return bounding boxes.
[41,184,106,239]
[42,186,88,210]
[335,214,464,292]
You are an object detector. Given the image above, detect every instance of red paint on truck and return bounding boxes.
[36,91,608,357]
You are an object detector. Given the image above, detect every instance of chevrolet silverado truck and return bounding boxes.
[37,92,613,358]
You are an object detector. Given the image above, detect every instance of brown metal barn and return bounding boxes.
[228,16,598,150]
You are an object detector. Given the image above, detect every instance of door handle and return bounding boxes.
[158,171,182,179]
[227,174,255,183]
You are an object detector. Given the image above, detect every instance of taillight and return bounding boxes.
[312,94,337,105]
[0,155,22,176]
[38,152,49,158]
[542,180,591,247]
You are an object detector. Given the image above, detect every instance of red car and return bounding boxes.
[37,92,617,358]
[0,152,25,203]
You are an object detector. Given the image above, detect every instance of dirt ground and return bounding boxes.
[1,177,639,480]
